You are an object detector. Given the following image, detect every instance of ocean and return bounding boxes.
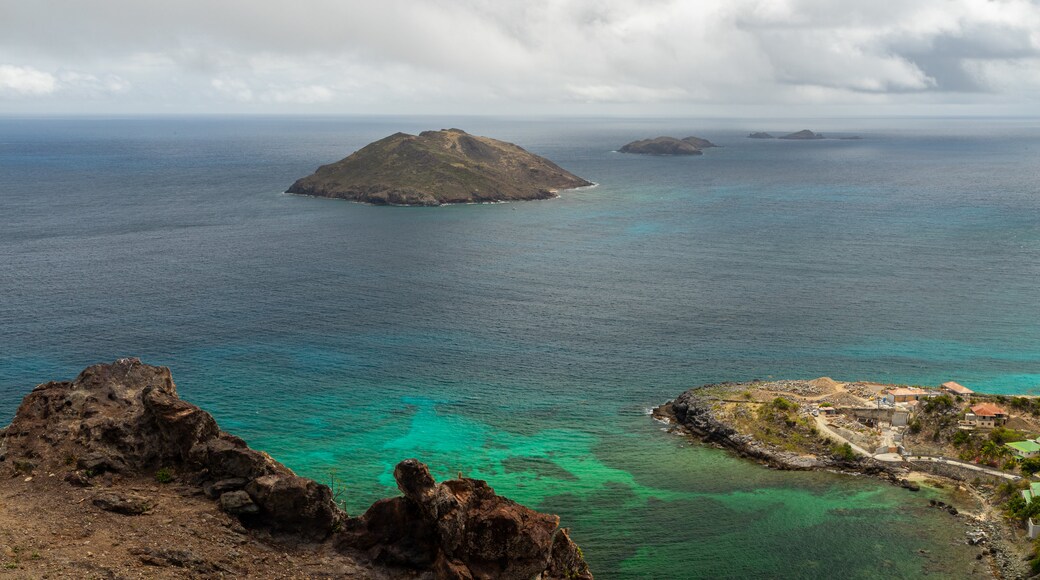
[2,115,1038,577]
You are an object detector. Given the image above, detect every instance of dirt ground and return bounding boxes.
[0,473,390,579]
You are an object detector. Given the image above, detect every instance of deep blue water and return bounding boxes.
[1,116,1038,577]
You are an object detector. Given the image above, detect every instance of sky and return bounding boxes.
[1,0,1039,116]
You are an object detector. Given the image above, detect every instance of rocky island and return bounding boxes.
[747,132,774,139]
[0,359,592,578]
[286,128,593,206]
[655,378,1040,579]
[779,129,825,140]
[618,135,717,155]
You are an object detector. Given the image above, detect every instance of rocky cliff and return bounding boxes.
[0,359,591,579]
[286,129,593,206]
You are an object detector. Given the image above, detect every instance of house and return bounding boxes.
[884,387,936,404]
[941,381,974,397]
[1007,439,1040,459]
[1022,483,1040,539]
[964,403,1009,428]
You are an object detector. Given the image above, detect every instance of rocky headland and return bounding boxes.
[653,383,899,478]
[654,380,1033,579]
[0,359,591,579]
[618,135,718,156]
[286,128,592,206]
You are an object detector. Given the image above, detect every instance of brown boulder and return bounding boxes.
[93,491,152,515]
[245,474,340,539]
[338,458,591,579]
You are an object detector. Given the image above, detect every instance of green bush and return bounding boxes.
[923,395,955,414]
[1021,457,1040,477]
[952,430,972,447]
[833,442,857,462]
[155,467,174,484]
[771,397,797,412]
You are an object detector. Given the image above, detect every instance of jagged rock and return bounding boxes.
[338,497,438,567]
[338,459,591,580]
[245,474,339,539]
[64,470,93,487]
[77,452,128,474]
[545,528,593,580]
[93,491,152,515]
[219,491,259,516]
[203,477,249,499]
[3,360,592,577]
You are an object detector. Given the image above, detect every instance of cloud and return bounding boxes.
[0,64,56,96]
[1,0,1039,113]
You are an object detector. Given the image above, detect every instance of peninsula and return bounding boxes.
[655,378,1040,578]
[286,128,592,206]
[0,359,592,578]
[618,135,717,155]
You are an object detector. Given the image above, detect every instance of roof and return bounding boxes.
[1007,440,1040,454]
[1024,482,1040,502]
[942,381,974,395]
[970,403,1007,417]
[887,387,928,397]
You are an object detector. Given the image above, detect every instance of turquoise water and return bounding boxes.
[2,116,1038,577]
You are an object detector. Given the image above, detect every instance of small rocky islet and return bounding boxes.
[618,135,718,155]
[286,128,592,206]
[0,359,592,579]
[748,129,861,140]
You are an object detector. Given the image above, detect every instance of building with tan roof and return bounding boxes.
[941,381,973,396]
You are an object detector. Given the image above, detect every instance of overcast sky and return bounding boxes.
[2,0,1039,116]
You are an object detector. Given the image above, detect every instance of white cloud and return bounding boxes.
[0,64,56,96]
[1,0,1039,113]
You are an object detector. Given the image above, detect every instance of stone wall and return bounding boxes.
[906,459,1009,485]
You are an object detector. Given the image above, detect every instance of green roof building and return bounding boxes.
[1007,439,1040,459]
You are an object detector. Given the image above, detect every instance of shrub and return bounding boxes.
[908,419,922,434]
[1021,457,1040,477]
[833,442,857,462]
[952,430,972,447]
[772,397,797,412]
[923,395,955,414]
[990,427,1026,445]
[155,467,173,484]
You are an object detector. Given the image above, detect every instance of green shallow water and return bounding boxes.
[174,349,990,579]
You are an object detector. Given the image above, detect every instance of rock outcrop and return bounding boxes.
[286,128,593,206]
[619,136,703,155]
[340,459,592,580]
[0,359,591,578]
[748,132,774,139]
